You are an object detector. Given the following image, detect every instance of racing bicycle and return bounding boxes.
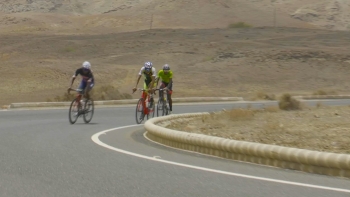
[134,88,155,124]
[68,88,94,124]
[157,88,170,116]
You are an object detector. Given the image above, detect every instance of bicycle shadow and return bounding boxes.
[70,122,99,125]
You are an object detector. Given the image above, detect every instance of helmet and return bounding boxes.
[82,61,91,70]
[162,64,170,70]
[144,61,153,72]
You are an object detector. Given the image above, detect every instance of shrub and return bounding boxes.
[278,93,302,110]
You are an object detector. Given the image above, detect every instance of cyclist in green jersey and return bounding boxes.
[156,64,173,114]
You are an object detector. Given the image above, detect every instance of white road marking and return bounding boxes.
[91,125,350,194]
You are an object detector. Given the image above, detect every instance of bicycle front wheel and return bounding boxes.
[135,98,144,124]
[163,99,169,116]
[147,101,155,120]
[83,99,94,123]
[69,99,79,124]
[157,99,164,117]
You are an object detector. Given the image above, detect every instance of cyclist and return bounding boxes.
[68,61,94,101]
[156,64,173,114]
[132,61,157,107]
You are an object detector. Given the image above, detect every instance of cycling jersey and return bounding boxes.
[157,70,172,83]
[74,68,94,83]
[138,67,156,85]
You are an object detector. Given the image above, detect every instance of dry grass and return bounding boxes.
[47,85,132,102]
[253,92,276,101]
[167,106,350,154]
[313,89,338,95]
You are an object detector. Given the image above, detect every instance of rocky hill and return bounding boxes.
[4,0,349,34]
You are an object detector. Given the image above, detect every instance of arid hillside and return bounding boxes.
[0,0,350,106]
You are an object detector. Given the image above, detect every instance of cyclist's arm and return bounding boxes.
[134,67,144,88]
[135,75,142,88]
[87,70,94,83]
[69,69,79,88]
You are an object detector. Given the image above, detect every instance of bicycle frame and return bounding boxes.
[68,88,83,103]
[138,88,153,115]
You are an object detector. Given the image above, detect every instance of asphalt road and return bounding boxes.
[0,100,349,197]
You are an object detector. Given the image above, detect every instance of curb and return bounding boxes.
[8,97,244,109]
[293,95,350,100]
[6,94,350,109]
[144,113,350,178]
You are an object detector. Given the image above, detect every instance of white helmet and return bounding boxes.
[162,64,170,70]
[82,61,91,70]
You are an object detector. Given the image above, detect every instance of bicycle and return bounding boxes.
[134,88,155,124]
[68,88,94,124]
[156,88,170,117]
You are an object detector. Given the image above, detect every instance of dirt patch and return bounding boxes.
[165,105,350,154]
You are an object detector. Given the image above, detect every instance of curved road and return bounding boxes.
[0,101,349,197]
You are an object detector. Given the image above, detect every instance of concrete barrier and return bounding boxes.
[8,97,244,109]
[144,113,350,178]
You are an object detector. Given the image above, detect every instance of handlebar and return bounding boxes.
[68,88,83,94]
[132,88,162,94]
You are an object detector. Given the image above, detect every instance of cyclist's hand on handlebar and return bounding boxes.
[132,87,137,93]
[67,87,72,93]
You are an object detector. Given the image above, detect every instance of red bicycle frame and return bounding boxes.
[141,90,152,115]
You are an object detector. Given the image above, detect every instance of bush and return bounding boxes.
[278,93,302,110]
[228,22,252,28]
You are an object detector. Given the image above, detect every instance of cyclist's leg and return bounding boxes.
[84,82,94,99]
[77,80,86,102]
[167,81,173,112]
[143,81,148,99]
[143,81,149,110]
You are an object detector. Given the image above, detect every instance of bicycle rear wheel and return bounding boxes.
[83,99,94,123]
[69,99,80,124]
[135,98,144,124]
